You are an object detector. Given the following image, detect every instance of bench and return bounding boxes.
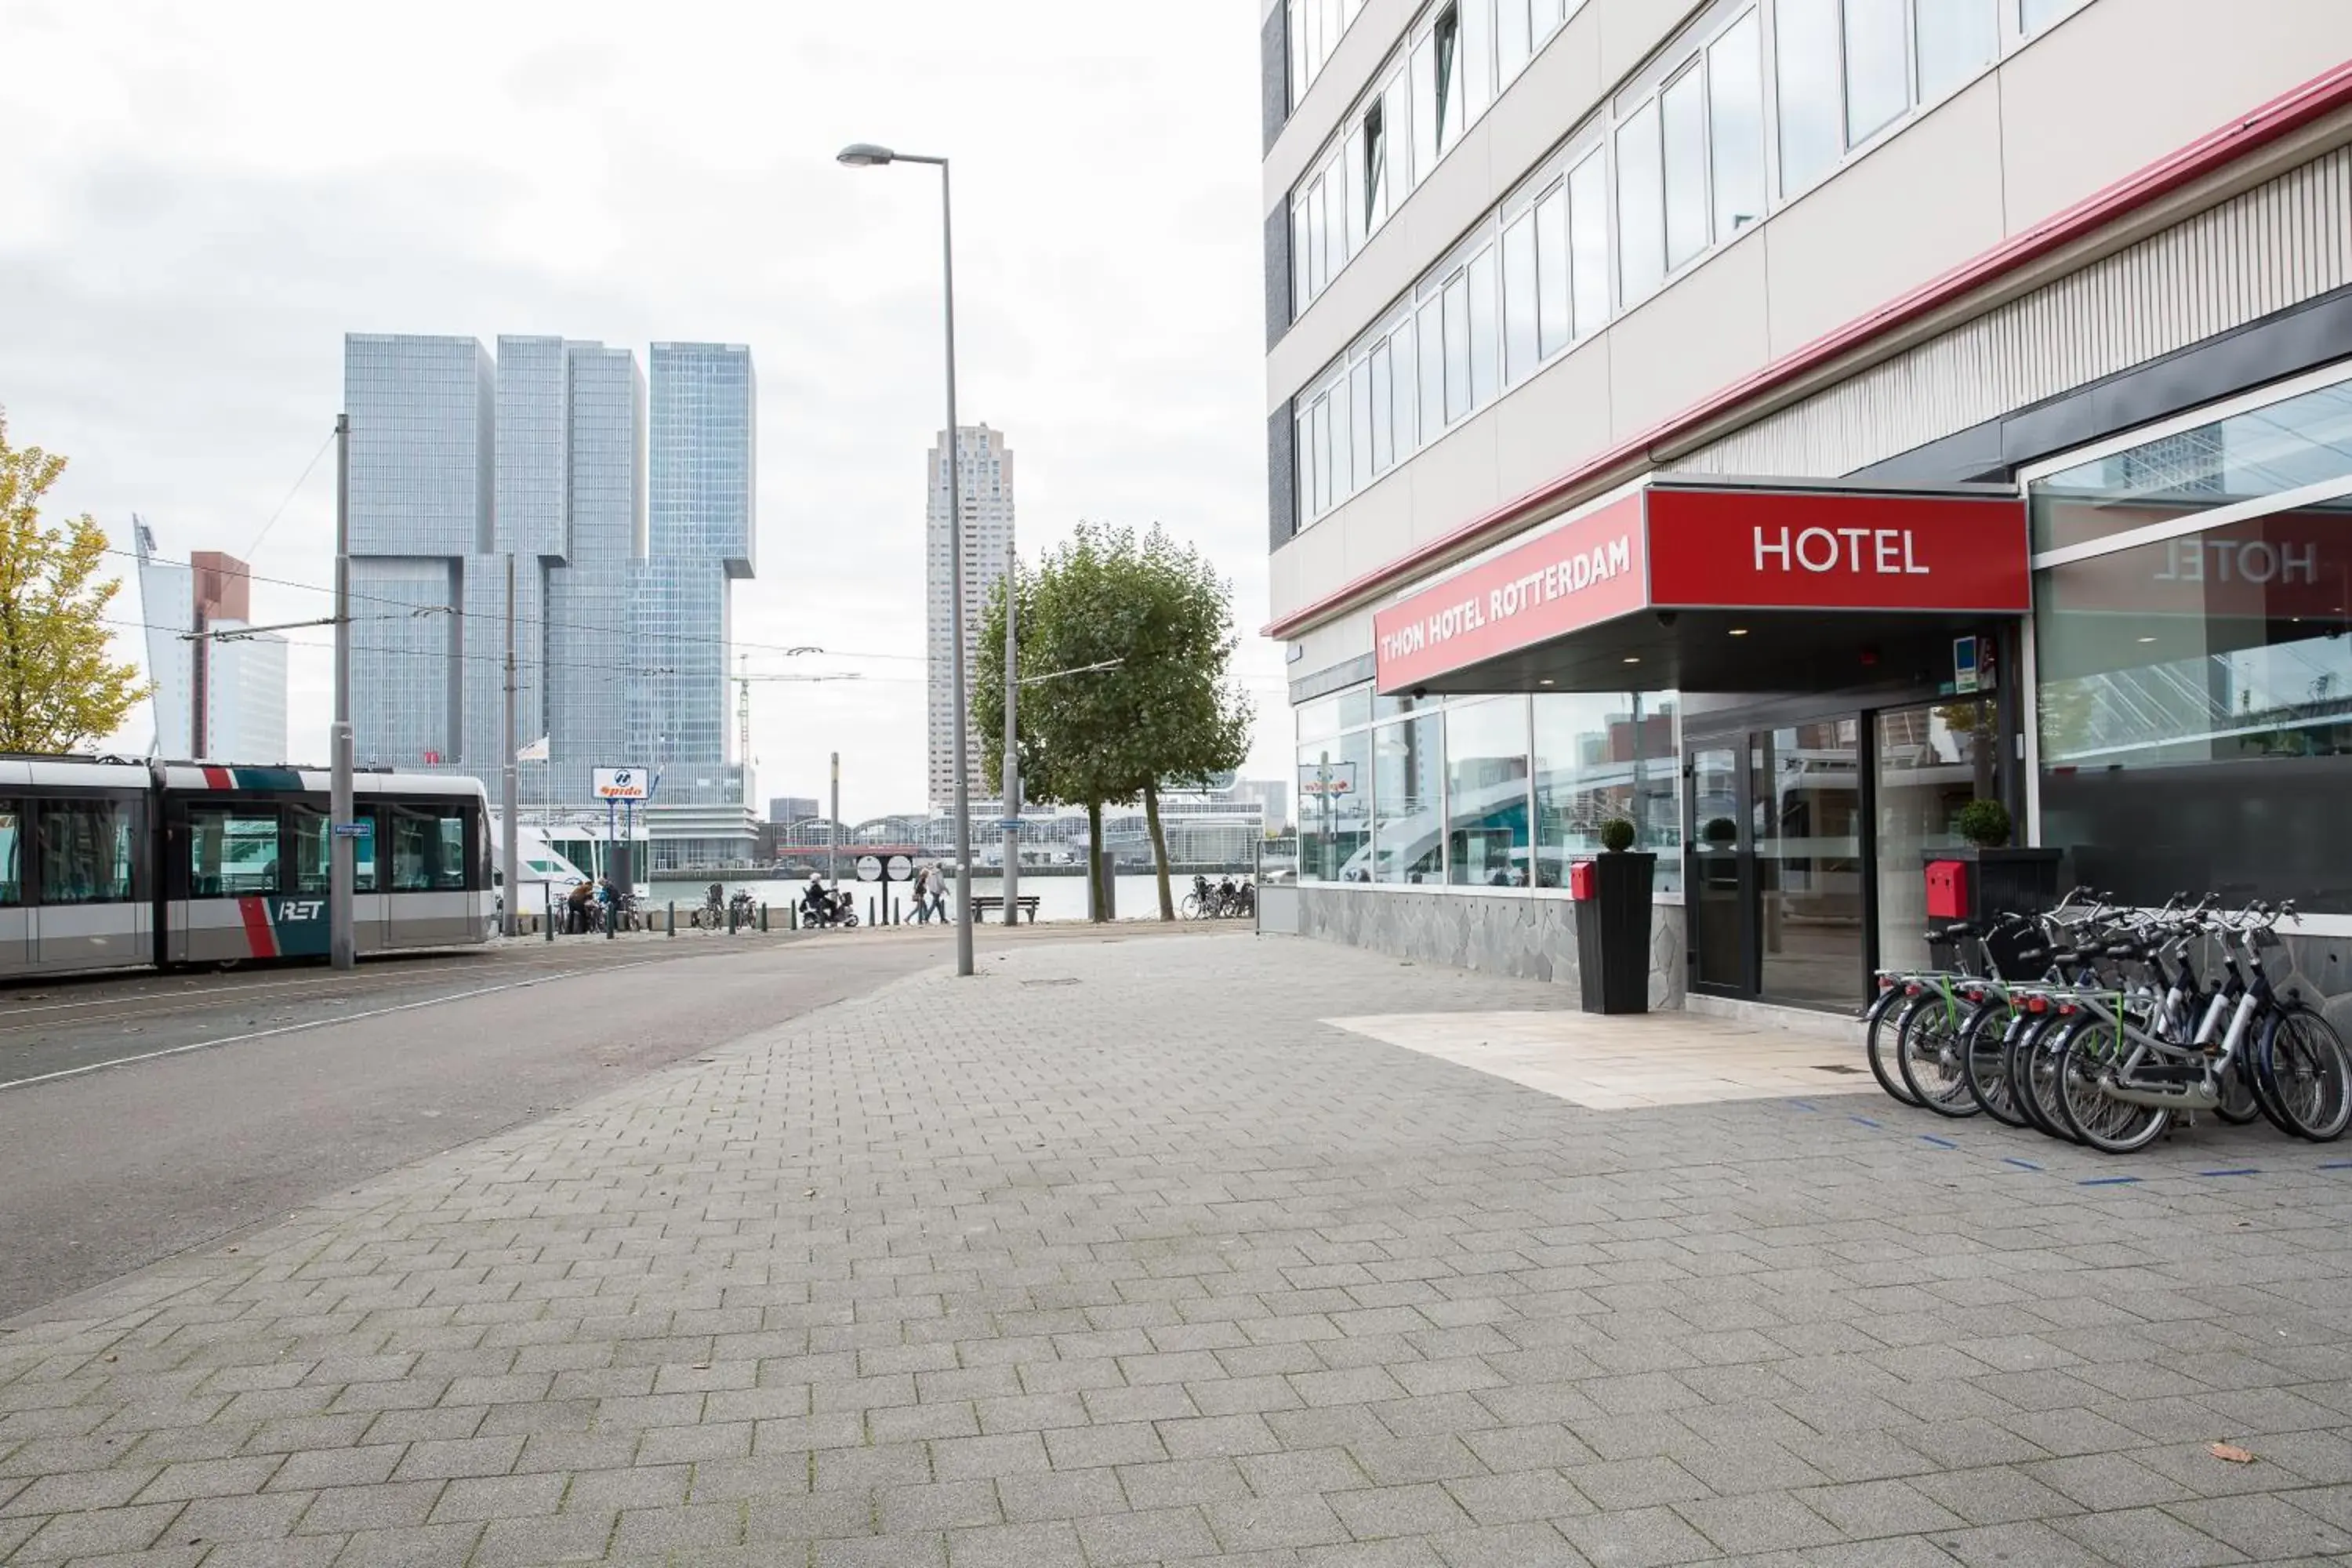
[969,895,1042,924]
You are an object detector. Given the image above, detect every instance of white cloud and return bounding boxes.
[0,0,1293,818]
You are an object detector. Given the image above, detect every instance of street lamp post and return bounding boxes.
[839,140,974,976]
[330,413,356,971]
[1000,538,1018,927]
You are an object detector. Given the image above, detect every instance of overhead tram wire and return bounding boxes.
[99,545,929,666]
[240,426,340,559]
[94,616,922,684]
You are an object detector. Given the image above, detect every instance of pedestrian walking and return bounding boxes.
[912,862,934,924]
[922,862,949,924]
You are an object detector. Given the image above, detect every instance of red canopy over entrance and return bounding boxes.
[1371,476,2031,694]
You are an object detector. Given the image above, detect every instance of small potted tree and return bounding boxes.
[1928,796,2061,922]
[1575,816,1656,1014]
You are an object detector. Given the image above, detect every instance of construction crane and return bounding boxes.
[737,652,858,766]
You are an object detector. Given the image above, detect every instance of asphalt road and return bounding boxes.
[0,930,951,1320]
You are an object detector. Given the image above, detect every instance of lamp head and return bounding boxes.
[837,143,895,167]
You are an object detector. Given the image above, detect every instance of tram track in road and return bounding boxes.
[0,936,798,1089]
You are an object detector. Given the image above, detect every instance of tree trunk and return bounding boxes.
[1086,799,1106,923]
[1143,780,1175,921]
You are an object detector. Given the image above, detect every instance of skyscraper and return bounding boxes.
[926,425,1013,808]
[343,333,756,868]
[132,521,289,763]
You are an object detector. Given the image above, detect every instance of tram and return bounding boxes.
[0,755,493,980]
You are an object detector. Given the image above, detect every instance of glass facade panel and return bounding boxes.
[1915,0,1996,99]
[1497,0,1532,82]
[188,807,278,898]
[1534,186,1571,358]
[1374,715,1444,883]
[1350,361,1374,491]
[1298,731,1372,880]
[1568,150,1610,338]
[2020,0,2086,34]
[1467,246,1500,408]
[1777,0,1842,192]
[1661,67,1709,270]
[1503,214,1540,385]
[287,804,332,896]
[1615,101,1665,302]
[1446,698,1530,884]
[1843,0,1909,146]
[2030,379,2352,554]
[1532,693,1679,891]
[1708,11,1767,238]
[1390,319,1419,456]
[2037,507,2352,911]
[1369,343,1396,472]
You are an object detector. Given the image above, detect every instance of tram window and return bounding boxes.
[390,806,468,892]
[287,806,330,895]
[38,800,135,903]
[0,801,21,905]
[188,806,280,898]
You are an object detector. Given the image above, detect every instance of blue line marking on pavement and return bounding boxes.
[2003,1157,2042,1171]
[2195,1168,2259,1178]
[2078,1175,2142,1185]
[1849,1114,1882,1127]
[2319,1160,2352,1170]
[1789,1100,1820,1112]
[1919,1134,1958,1149]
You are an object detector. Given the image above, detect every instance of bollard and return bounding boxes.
[789,902,797,931]
[869,895,877,927]
[605,905,615,940]
[760,903,769,932]
[728,901,738,935]
[667,902,676,938]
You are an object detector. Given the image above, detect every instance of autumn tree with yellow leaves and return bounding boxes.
[0,408,148,753]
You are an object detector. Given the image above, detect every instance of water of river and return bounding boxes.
[644,873,1219,924]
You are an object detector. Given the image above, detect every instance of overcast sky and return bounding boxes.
[0,0,1287,821]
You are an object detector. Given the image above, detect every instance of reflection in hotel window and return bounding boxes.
[1445,698,1530,885]
[1374,714,1445,883]
[1298,730,1371,881]
[1532,691,1680,892]
[2036,506,2352,911]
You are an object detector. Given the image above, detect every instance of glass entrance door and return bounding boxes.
[1755,720,1864,1006]
[1685,718,1865,1005]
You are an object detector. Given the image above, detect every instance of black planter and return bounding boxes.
[1575,852,1656,1014]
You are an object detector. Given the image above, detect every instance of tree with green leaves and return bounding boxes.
[975,522,1254,921]
[1,410,148,754]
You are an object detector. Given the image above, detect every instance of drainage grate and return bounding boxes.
[1810,1063,1865,1075]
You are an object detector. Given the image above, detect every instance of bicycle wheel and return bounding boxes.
[1180,895,1203,920]
[1962,1001,2029,1127]
[2054,1025,2172,1155]
[1896,992,1982,1118]
[1866,992,1923,1107]
[2212,1054,2262,1127]
[2013,1014,2082,1144]
[2258,1005,2352,1142]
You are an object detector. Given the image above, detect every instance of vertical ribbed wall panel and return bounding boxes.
[1685,146,2352,477]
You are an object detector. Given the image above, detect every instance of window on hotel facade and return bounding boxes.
[1290,0,1369,108]
[1708,12,1766,237]
[1374,714,1445,883]
[1776,0,1843,192]
[1298,728,1372,880]
[1915,0,1998,100]
[2019,0,2086,35]
[1503,212,1540,383]
[1616,101,1665,302]
[2030,367,2352,913]
[1660,65,1708,271]
[1842,0,1909,145]
[1533,692,1681,893]
[1446,697,1531,884]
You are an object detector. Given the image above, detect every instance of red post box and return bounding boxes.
[1925,859,1968,920]
[1569,860,1597,902]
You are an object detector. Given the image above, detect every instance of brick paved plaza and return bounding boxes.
[5,930,2352,1566]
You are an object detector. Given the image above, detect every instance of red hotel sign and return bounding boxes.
[1373,481,2029,690]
